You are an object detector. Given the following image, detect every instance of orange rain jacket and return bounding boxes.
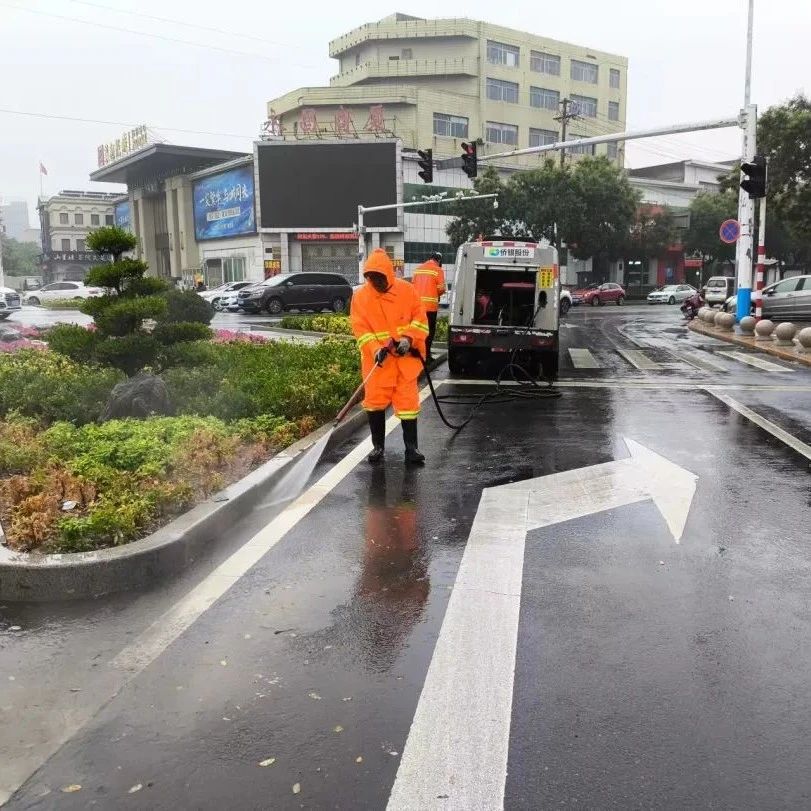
[350,249,429,419]
[411,258,446,313]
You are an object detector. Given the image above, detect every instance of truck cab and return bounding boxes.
[447,240,560,380]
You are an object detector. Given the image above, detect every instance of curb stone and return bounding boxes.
[0,352,447,602]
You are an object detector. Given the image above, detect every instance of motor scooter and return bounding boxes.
[680,290,703,320]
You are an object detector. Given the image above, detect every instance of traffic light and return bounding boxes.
[461,142,477,179]
[740,155,767,199]
[417,148,433,184]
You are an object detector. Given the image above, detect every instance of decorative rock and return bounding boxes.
[797,327,811,354]
[739,316,756,335]
[773,322,797,346]
[100,372,172,422]
[715,311,735,331]
[701,308,716,324]
[754,319,775,341]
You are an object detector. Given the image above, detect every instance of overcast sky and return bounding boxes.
[1,0,809,227]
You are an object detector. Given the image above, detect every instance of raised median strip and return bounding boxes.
[689,319,811,368]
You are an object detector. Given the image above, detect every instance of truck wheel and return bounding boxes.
[560,298,571,316]
[447,348,465,376]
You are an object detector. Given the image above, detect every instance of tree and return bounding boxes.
[684,191,738,269]
[564,157,640,275]
[1,237,41,276]
[626,206,676,259]
[49,227,213,377]
[445,167,511,249]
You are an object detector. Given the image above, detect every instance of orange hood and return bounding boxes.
[363,248,396,290]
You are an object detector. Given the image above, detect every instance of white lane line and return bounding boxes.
[679,350,729,372]
[616,349,662,370]
[112,384,436,676]
[568,348,602,369]
[706,390,811,462]
[446,378,811,391]
[718,351,795,372]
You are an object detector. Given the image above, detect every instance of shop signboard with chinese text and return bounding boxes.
[97,125,150,168]
[193,165,256,241]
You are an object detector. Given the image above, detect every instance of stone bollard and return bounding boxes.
[739,315,756,335]
[702,308,716,324]
[797,327,811,354]
[755,319,775,341]
[715,311,735,331]
[773,322,797,346]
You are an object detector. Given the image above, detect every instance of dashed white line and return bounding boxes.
[718,351,795,372]
[568,348,602,369]
[617,349,662,370]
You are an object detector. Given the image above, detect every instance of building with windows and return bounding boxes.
[36,190,121,281]
[266,13,628,166]
[0,200,34,242]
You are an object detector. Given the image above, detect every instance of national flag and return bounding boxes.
[39,163,48,176]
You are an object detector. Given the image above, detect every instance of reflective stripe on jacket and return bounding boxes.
[411,259,446,313]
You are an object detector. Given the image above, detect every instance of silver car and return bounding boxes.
[647,284,696,305]
[724,275,811,321]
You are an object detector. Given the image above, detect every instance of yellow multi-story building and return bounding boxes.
[268,13,628,165]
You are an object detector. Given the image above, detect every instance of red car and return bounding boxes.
[572,282,626,307]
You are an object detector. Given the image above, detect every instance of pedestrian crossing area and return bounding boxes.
[564,346,797,374]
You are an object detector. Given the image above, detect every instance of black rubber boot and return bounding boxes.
[402,419,426,466]
[367,410,386,464]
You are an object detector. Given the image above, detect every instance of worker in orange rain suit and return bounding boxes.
[410,252,446,360]
[350,248,429,466]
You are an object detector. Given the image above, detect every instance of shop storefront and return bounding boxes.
[295,232,358,279]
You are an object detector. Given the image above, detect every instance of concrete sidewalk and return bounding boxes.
[689,320,811,368]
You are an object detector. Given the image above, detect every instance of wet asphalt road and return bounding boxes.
[2,304,811,809]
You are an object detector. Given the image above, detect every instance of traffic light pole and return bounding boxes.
[735,103,757,321]
[356,193,499,279]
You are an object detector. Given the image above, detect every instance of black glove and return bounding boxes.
[395,337,412,356]
[374,346,389,365]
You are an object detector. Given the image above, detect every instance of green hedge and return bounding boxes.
[280,313,449,342]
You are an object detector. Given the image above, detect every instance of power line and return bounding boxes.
[0,2,321,69]
[64,0,299,50]
[0,107,255,142]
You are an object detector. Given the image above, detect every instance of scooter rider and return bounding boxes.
[350,249,430,465]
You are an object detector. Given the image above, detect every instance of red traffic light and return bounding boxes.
[461,142,477,178]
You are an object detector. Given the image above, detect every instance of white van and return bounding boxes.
[703,276,735,306]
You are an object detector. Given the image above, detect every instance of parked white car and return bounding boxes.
[0,286,23,320]
[25,281,103,305]
[198,281,253,311]
[218,290,245,312]
[647,284,697,305]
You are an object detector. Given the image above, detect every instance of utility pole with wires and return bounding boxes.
[554,98,579,167]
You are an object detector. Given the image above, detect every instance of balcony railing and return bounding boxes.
[329,18,479,57]
[331,57,478,86]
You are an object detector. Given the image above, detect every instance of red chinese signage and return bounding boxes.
[334,106,354,136]
[364,104,386,133]
[298,108,318,135]
[264,259,282,278]
[295,232,357,242]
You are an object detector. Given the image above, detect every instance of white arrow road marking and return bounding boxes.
[387,438,697,811]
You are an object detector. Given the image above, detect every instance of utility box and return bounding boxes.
[448,240,560,380]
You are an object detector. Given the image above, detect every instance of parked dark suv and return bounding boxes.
[238,272,352,315]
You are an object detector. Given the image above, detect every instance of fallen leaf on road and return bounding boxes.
[292,783,301,794]
[61,785,82,793]
[69,688,81,692]
[244,634,252,640]
[355,756,363,764]
[220,660,228,666]
[9,625,21,631]
[258,758,276,767]
[342,697,352,702]
[128,784,142,794]
[333,725,344,733]
[389,751,399,757]
[308,692,322,700]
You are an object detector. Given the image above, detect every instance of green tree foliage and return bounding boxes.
[685,191,738,267]
[52,227,215,376]
[85,226,137,261]
[627,206,677,259]
[445,167,511,249]
[1,237,41,277]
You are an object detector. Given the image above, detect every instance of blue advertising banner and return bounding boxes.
[114,201,131,231]
[193,165,256,241]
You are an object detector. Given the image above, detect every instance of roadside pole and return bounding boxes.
[735,0,756,321]
[356,193,498,278]
[754,193,767,320]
